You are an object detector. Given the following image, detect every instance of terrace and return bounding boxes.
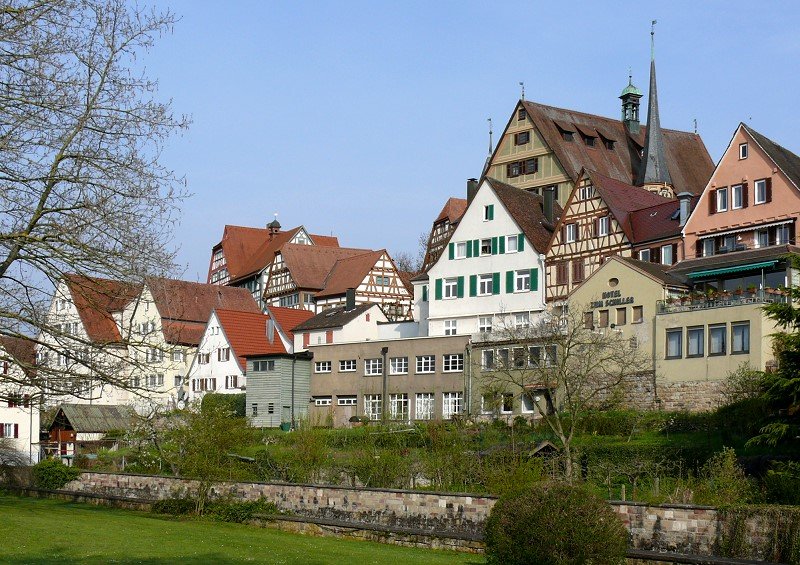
[656,287,789,315]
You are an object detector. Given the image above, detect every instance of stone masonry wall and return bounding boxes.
[656,380,727,413]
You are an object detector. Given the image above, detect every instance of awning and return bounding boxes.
[687,260,778,278]
[697,219,794,239]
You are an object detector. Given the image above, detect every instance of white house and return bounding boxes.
[293,297,387,352]
[414,177,560,337]
[188,306,313,401]
[0,336,40,464]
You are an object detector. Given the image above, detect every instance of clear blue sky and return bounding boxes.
[146,1,800,281]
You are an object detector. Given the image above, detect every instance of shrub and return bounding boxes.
[207,498,279,522]
[762,461,800,505]
[200,393,245,417]
[152,497,196,515]
[484,482,627,565]
[694,447,755,506]
[31,458,81,490]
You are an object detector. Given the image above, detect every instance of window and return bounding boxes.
[687,327,704,357]
[337,396,357,406]
[390,356,408,374]
[444,319,457,336]
[515,270,531,292]
[174,375,184,387]
[709,324,726,355]
[364,358,383,376]
[616,307,626,326]
[374,275,390,286]
[666,329,683,359]
[755,179,767,204]
[443,353,464,372]
[755,228,769,248]
[776,224,791,245]
[604,138,615,151]
[478,274,494,295]
[513,347,526,368]
[572,259,584,283]
[480,394,494,414]
[147,374,164,388]
[415,393,434,420]
[515,312,529,328]
[599,310,609,328]
[497,348,510,369]
[597,216,610,237]
[455,241,467,259]
[562,130,574,141]
[579,185,595,200]
[583,311,594,329]
[267,403,274,414]
[278,293,300,308]
[565,223,578,243]
[514,131,530,145]
[217,347,230,362]
[442,392,463,419]
[507,161,522,177]
[731,184,743,209]
[389,393,409,421]
[251,403,258,417]
[481,349,495,370]
[732,322,750,354]
[556,262,568,285]
[253,360,275,371]
[314,396,332,406]
[483,205,494,221]
[661,244,674,265]
[521,393,537,413]
[517,108,527,121]
[416,355,435,373]
[716,187,728,212]
[225,375,238,389]
[444,278,458,299]
[339,359,356,372]
[638,249,651,262]
[478,316,492,333]
[702,239,714,257]
[364,394,381,420]
[146,348,164,363]
[480,238,492,255]
[501,393,514,414]
[632,306,643,324]
[523,158,538,174]
[739,142,748,159]
[506,235,518,253]
[315,361,331,373]
[172,350,185,363]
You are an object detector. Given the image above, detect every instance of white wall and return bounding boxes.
[294,305,387,351]
[187,311,245,401]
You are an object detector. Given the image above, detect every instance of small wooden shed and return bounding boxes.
[44,404,135,465]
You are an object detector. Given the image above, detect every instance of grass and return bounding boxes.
[0,495,484,564]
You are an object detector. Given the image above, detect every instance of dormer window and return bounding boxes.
[739,143,748,160]
[514,131,530,145]
[582,134,596,147]
[579,185,595,200]
[562,131,574,142]
[603,138,615,150]
[517,108,527,121]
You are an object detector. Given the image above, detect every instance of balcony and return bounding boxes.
[657,289,789,315]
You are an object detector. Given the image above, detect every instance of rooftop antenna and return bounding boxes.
[487,117,494,155]
[519,81,525,101]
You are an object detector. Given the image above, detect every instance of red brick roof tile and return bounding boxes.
[279,244,373,290]
[315,250,385,299]
[435,197,468,224]
[64,274,142,344]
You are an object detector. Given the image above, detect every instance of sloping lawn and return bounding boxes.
[0,495,483,564]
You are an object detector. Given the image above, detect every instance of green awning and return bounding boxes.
[687,260,778,279]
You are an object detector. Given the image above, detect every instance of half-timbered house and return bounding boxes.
[421,196,467,272]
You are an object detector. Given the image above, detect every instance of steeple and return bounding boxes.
[637,20,673,196]
[620,70,642,134]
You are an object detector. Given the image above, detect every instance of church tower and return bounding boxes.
[638,22,674,198]
[620,74,642,135]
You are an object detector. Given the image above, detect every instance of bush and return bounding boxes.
[201,393,245,417]
[694,447,755,506]
[484,482,627,564]
[31,458,81,490]
[763,461,800,505]
[207,498,279,522]
[152,497,196,515]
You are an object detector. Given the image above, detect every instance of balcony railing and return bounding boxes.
[657,289,789,314]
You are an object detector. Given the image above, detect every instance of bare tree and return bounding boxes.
[392,231,429,275]
[0,1,189,396]
[475,304,650,481]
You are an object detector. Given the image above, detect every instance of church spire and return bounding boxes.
[638,20,673,194]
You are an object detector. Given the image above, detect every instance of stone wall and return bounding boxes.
[656,380,727,413]
[614,501,718,555]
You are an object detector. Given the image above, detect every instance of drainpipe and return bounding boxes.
[465,339,472,417]
[290,353,296,430]
[380,346,389,423]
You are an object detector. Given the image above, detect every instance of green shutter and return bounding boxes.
[466,241,473,258]
[492,272,500,295]
[506,270,514,293]
[448,243,454,260]
[531,268,538,291]
[473,239,479,257]
[457,276,464,298]
[488,204,494,220]
[435,278,442,300]
[499,236,505,254]
[469,275,477,297]
[491,237,498,255]
[422,285,428,301]
[518,234,525,251]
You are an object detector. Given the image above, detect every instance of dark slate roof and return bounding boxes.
[668,245,800,276]
[628,196,698,244]
[292,303,375,332]
[520,100,714,195]
[743,123,800,190]
[485,177,563,254]
[638,59,672,186]
[615,256,688,287]
[50,403,136,433]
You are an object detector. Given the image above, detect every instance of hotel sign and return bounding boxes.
[590,290,635,309]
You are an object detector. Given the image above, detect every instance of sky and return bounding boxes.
[144,0,800,282]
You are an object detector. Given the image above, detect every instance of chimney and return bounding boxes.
[345,288,356,311]
[543,186,555,224]
[467,178,478,204]
[677,192,693,227]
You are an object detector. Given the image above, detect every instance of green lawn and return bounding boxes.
[0,495,484,564]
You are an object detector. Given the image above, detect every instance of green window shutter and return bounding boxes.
[466,241,473,258]
[422,285,428,301]
[492,272,500,295]
[435,278,442,300]
[499,236,505,254]
[506,270,514,293]
[488,204,494,220]
[518,234,525,251]
[469,275,477,297]
[457,276,465,298]
[448,243,454,260]
[491,237,498,255]
[473,239,479,257]
[531,268,538,291]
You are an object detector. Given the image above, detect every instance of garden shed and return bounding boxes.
[43,404,136,465]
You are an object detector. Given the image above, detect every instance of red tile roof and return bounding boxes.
[279,244,373,290]
[161,321,207,347]
[0,335,36,375]
[315,250,385,299]
[216,309,287,370]
[231,229,340,283]
[264,306,315,340]
[486,178,563,254]
[628,197,698,244]
[64,275,142,344]
[520,101,714,195]
[435,197,468,224]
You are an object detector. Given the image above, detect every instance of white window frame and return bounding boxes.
[597,216,610,237]
[481,349,495,370]
[314,396,332,406]
[565,223,578,243]
[225,374,239,389]
[442,392,463,419]
[478,274,493,296]
[731,184,743,210]
[389,356,408,375]
[478,316,492,333]
[755,228,769,248]
[515,270,531,292]
[364,394,381,420]
[444,319,457,336]
[660,244,673,266]
[754,179,767,204]
[483,205,492,221]
[703,239,715,257]
[315,361,332,373]
[415,393,434,420]
[443,353,464,372]
[337,396,357,406]
[443,278,458,299]
[739,142,748,159]
[389,393,409,421]
[339,359,356,372]
[253,359,275,371]
[364,358,383,376]
[515,312,530,328]
[579,185,595,200]
[638,249,651,262]
[480,238,492,256]
[455,241,467,259]
[416,355,435,374]
[506,235,518,253]
[776,224,790,245]
[717,187,728,212]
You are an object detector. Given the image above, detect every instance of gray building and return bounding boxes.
[245,353,311,428]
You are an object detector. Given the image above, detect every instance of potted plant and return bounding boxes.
[706,288,718,301]
[680,293,691,305]
[747,284,757,297]
[734,286,744,296]
[720,289,732,300]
